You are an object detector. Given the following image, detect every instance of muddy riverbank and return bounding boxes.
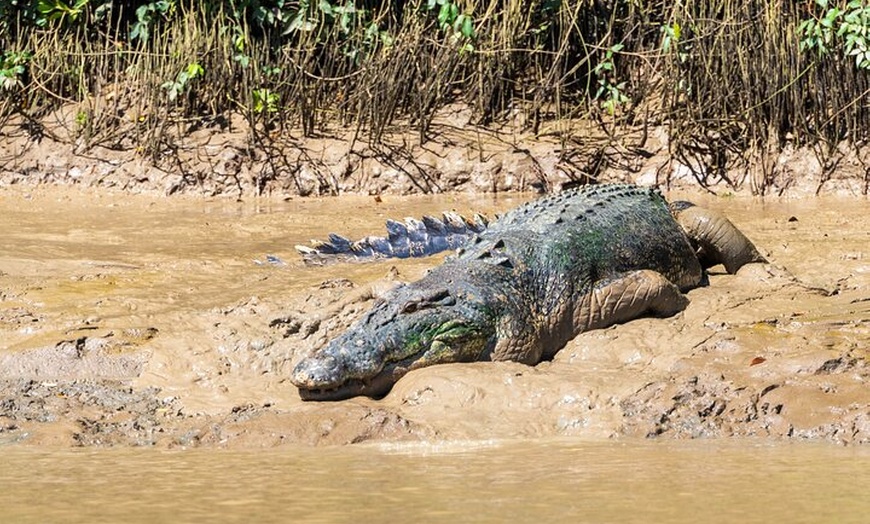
[0,187,867,448]
[3,109,869,198]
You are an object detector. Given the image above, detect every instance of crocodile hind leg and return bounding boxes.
[670,202,767,274]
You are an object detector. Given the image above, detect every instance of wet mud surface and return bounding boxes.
[0,188,868,448]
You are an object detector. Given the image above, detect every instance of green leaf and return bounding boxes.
[36,0,53,15]
[821,8,840,28]
[130,23,145,42]
[457,14,474,39]
[319,0,333,17]
[186,63,204,78]
[437,2,458,29]
[233,54,250,68]
[437,3,451,26]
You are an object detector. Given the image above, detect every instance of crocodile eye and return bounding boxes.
[399,288,455,313]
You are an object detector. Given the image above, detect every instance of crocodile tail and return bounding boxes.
[296,212,488,265]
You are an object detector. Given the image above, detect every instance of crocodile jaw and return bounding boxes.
[293,369,398,401]
[290,352,395,400]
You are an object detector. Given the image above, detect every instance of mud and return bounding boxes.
[0,187,867,448]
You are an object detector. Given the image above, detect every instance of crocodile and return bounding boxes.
[290,184,766,401]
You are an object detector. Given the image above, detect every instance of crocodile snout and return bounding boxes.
[291,346,396,401]
[290,353,344,389]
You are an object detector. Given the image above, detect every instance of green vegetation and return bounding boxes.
[0,50,31,90]
[799,0,870,69]
[1,0,867,192]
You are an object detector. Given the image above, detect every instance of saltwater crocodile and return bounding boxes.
[291,184,766,400]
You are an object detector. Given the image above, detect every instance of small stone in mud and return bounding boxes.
[269,315,299,330]
[246,339,274,352]
[814,356,858,375]
[300,319,321,337]
[319,278,355,289]
[273,313,321,337]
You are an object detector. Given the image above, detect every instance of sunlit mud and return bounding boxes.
[0,187,867,448]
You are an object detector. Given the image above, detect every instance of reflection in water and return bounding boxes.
[1,439,869,523]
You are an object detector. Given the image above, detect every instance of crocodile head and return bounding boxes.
[290,283,496,400]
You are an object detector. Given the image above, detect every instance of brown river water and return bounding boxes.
[0,187,868,522]
[1,439,869,523]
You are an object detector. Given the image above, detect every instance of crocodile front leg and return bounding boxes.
[575,270,690,341]
[492,270,689,364]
